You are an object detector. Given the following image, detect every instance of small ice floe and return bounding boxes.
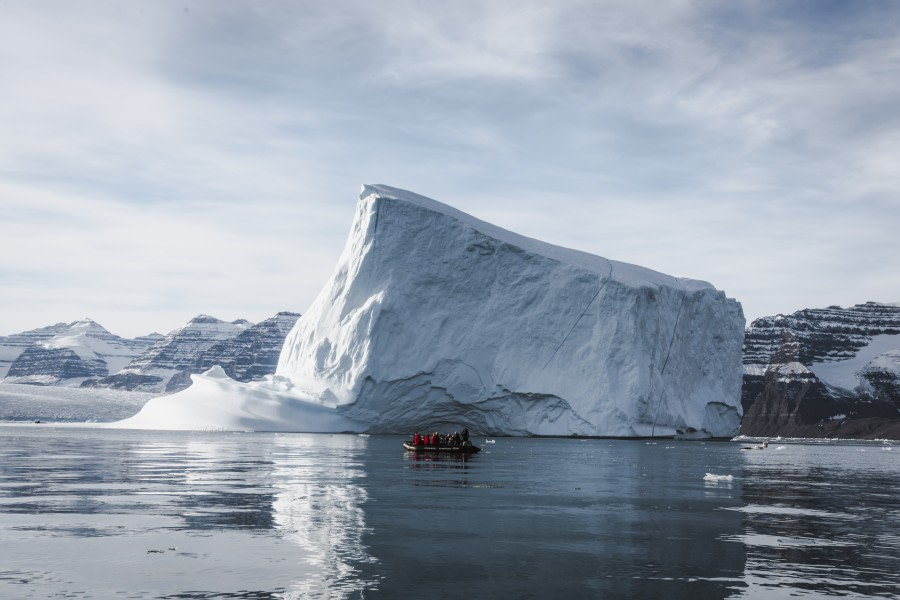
[704,473,734,482]
[882,446,893,451]
[740,441,769,450]
[485,439,496,444]
[776,446,787,450]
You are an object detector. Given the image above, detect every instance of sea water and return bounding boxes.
[0,427,897,599]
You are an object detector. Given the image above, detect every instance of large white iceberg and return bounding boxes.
[119,184,745,436]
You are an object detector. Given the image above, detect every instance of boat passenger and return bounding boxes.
[462,428,469,442]
[413,432,421,446]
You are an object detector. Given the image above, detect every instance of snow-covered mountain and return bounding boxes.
[2,312,300,397]
[194,311,301,383]
[1,319,160,385]
[84,315,253,393]
[1,321,92,378]
[740,302,900,439]
[119,184,745,435]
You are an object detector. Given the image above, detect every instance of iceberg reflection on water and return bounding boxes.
[269,434,377,597]
[0,427,378,598]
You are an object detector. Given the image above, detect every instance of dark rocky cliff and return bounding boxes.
[82,312,300,393]
[7,346,108,381]
[1,322,87,378]
[2,319,160,385]
[83,315,252,393]
[740,302,900,439]
[194,312,301,382]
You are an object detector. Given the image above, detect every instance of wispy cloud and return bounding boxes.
[1,1,898,336]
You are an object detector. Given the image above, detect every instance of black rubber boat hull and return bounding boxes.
[403,442,481,454]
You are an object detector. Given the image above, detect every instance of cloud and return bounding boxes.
[0,1,898,337]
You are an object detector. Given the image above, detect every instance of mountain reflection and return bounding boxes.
[734,443,900,598]
[130,438,278,530]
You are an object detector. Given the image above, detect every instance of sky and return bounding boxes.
[1,0,898,339]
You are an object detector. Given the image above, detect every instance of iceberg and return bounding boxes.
[119,184,745,436]
[113,366,360,432]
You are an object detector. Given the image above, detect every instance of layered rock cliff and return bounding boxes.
[740,302,900,439]
[193,312,301,382]
[84,313,300,393]
[83,315,251,393]
[0,322,76,378]
[2,319,159,385]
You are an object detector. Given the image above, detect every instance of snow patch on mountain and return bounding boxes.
[739,302,900,438]
[774,362,813,382]
[3,319,157,385]
[0,322,85,378]
[88,315,253,393]
[39,320,138,373]
[809,334,900,391]
[194,312,302,383]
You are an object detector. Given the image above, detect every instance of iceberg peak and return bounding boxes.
[357,184,711,291]
[201,365,230,379]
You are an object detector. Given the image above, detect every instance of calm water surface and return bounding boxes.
[0,426,897,599]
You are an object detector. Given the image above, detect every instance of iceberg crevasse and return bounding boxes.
[275,184,745,437]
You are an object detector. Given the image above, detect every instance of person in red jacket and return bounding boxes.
[413,432,421,446]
